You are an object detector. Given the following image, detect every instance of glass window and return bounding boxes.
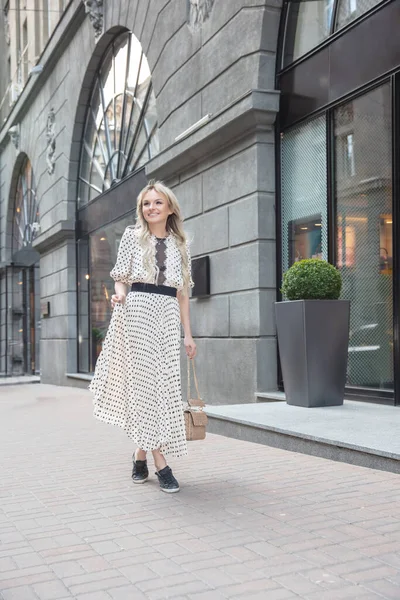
[334,84,393,390]
[78,215,134,372]
[283,0,334,67]
[335,0,383,31]
[78,33,159,207]
[77,238,89,373]
[13,159,39,251]
[281,116,328,274]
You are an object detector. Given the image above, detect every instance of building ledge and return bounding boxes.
[0,375,40,386]
[66,373,93,382]
[146,88,280,180]
[255,391,286,402]
[32,220,75,253]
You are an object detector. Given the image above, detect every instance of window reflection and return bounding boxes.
[281,116,328,274]
[88,216,134,371]
[335,0,382,31]
[334,85,393,390]
[284,0,334,66]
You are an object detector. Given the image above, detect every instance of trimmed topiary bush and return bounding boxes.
[281,259,342,301]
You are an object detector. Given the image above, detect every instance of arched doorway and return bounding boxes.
[10,157,40,375]
[76,31,159,372]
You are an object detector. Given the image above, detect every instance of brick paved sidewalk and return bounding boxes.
[1,385,400,600]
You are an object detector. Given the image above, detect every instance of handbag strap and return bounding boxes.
[187,357,201,405]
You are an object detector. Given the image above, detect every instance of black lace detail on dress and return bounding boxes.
[155,238,167,285]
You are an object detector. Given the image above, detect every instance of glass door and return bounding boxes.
[9,265,40,376]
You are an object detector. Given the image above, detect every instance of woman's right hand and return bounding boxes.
[111,293,126,308]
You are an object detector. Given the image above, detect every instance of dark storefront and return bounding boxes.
[277,0,400,404]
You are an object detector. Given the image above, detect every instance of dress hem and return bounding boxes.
[93,409,189,458]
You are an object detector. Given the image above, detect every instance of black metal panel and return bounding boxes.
[77,168,147,236]
[280,50,330,126]
[279,0,400,129]
[330,2,400,102]
[191,256,210,298]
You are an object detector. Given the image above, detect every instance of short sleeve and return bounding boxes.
[186,241,195,289]
[110,227,134,284]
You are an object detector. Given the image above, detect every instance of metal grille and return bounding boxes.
[281,116,328,276]
[335,0,383,29]
[334,84,393,389]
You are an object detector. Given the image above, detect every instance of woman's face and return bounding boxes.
[141,189,172,227]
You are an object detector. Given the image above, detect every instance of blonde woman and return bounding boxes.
[90,181,196,493]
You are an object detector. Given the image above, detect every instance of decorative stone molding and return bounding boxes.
[8,124,19,150]
[83,0,104,39]
[4,14,10,45]
[46,108,56,175]
[188,0,215,30]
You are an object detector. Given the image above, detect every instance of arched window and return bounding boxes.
[283,0,334,66]
[335,0,382,30]
[78,32,158,206]
[9,157,40,377]
[13,158,39,251]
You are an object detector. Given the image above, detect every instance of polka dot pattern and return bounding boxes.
[89,226,192,458]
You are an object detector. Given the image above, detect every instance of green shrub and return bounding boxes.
[281,259,342,301]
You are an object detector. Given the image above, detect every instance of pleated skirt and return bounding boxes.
[89,291,188,457]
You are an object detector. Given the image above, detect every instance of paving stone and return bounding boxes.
[219,578,283,597]
[117,564,157,584]
[345,565,399,583]
[188,591,227,600]
[68,577,131,595]
[75,593,111,600]
[272,573,322,594]
[106,586,147,600]
[242,591,299,600]
[0,558,17,573]
[77,556,111,572]
[363,579,400,599]
[0,586,40,600]
[31,579,72,599]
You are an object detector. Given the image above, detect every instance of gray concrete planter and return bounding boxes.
[275,300,350,408]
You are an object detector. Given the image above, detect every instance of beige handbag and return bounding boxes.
[184,358,208,441]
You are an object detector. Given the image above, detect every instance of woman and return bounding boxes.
[89,181,196,494]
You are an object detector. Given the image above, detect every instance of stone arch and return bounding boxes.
[259,2,283,91]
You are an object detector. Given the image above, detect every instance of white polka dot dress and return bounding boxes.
[89,227,194,458]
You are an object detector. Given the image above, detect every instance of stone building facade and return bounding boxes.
[0,0,282,404]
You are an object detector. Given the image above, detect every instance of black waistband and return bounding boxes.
[131,282,177,297]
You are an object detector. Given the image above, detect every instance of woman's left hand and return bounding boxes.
[184,336,197,359]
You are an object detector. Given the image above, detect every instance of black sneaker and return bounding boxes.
[132,454,149,484]
[155,466,180,493]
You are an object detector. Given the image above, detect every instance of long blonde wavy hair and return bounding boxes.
[135,180,191,292]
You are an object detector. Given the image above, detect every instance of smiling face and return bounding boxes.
[141,188,173,228]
